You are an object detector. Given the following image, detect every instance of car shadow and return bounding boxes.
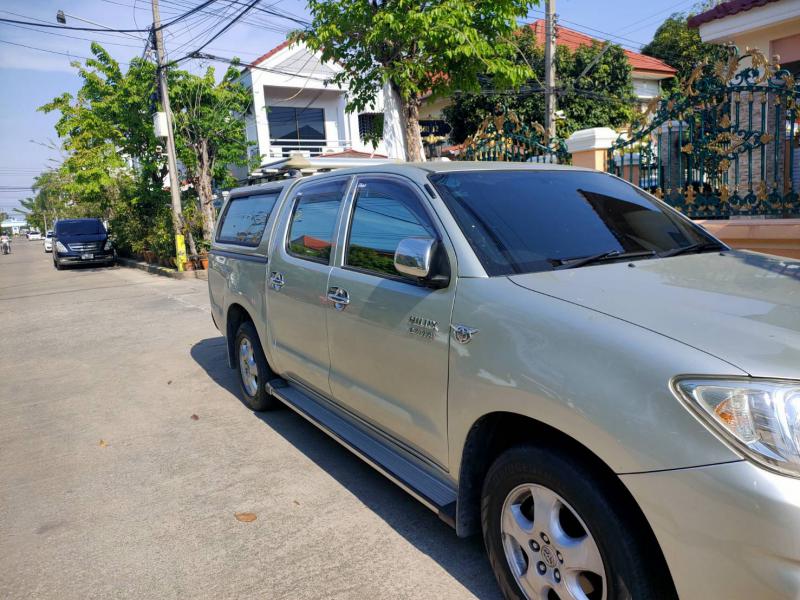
[190,337,502,599]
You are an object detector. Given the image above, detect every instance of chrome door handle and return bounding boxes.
[269,271,285,291]
[326,287,350,310]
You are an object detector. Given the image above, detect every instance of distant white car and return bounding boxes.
[28,231,42,241]
[43,231,53,252]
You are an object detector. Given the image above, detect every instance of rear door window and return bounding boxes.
[287,178,349,264]
[217,192,279,246]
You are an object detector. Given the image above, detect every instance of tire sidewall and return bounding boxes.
[234,321,276,412]
[482,446,665,600]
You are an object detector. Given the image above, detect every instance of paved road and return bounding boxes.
[0,240,499,600]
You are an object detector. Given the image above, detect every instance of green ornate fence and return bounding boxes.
[461,107,570,163]
[608,49,799,219]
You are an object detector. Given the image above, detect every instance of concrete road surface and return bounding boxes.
[0,239,500,600]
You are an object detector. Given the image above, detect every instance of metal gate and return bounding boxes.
[461,107,570,163]
[608,49,799,218]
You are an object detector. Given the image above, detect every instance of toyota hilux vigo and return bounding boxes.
[208,163,800,600]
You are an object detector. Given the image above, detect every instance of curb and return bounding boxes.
[116,256,208,281]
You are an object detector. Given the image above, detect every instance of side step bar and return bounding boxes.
[267,379,457,528]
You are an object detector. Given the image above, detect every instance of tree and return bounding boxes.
[444,28,635,143]
[39,43,253,258]
[641,14,729,96]
[15,171,70,232]
[169,64,253,244]
[301,0,538,162]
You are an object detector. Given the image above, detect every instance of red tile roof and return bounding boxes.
[688,0,781,28]
[527,20,676,75]
[248,39,292,69]
[292,235,331,251]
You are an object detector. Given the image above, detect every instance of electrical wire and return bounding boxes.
[173,0,264,63]
[0,9,147,42]
[0,1,223,34]
[160,0,296,34]
[0,21,146,49]
[0,38,132,65]
[0,17,151,33]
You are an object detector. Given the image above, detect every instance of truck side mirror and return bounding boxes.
[394,237,436,279]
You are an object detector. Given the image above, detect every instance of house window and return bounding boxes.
[268,106,325,143]
[358,113,383,141]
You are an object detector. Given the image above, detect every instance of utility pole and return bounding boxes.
[151,0,186,271]
[544,0,557,141]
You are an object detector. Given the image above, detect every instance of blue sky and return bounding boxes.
[0,0,699,215]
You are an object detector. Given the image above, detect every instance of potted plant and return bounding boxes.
[197,240,210,270]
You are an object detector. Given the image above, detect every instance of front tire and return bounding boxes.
[234,321,280,412]
[482,445,675,600]
[53,258,63,270]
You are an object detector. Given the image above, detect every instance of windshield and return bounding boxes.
[430,170,718,275]
[55,220,105,236]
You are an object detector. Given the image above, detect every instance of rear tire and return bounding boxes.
[481,445,676,600]
[234,321,280,412]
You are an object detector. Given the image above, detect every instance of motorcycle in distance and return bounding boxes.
[1,234,11,255]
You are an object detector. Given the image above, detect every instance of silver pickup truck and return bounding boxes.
[208,163,800,600]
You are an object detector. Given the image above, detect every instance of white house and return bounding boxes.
[238,40,391,171]
[1,216,28,234]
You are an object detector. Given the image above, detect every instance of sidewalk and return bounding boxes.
[115,255,208,280]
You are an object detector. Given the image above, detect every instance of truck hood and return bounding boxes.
[509,250,800,378]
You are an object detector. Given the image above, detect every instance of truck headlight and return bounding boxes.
[56,241,68,252]
[673,378,800,477]
[104,239,113,251]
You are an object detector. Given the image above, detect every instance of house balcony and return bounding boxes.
[267,139,355,158]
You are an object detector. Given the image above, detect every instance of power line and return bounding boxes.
[522,12,703,68]
[227,0,309,26]
[165,1,240,61]
[174,0,264,63]
[159,0,296,35]
[615,0,696,36]
[192,51,329,81]
[1,9,147,41]
[0,21,146,49]
[0,16,151,33]
[0,38,132,64]
[0,1,223,34]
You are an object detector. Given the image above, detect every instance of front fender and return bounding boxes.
[447,277,742,478]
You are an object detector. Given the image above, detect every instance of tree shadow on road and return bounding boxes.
[190,337,502,600]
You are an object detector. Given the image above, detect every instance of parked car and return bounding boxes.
[53,218,115,269]
[43,231,53,253]
[27,230,42,241]
[208,163,800,600]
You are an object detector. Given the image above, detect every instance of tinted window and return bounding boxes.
[55,219,105,236]
[287,179,348,263]
[430,170,716,276]
[268,106,325,142]
[217,193,278,246]
[347,179,436,277]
